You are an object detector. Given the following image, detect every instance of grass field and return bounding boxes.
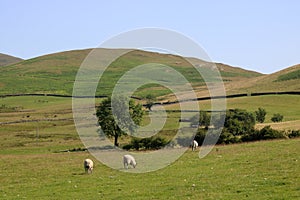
[0,139,299,199]
[165,94,300,122]
[1,95,300,199]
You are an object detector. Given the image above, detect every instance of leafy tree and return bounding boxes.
[255,107,266,123]
[271,113,283,122]
[223,109,256,136]
[96,96,144,146]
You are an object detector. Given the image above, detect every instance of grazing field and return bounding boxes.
[0,95,299,199]
[0,139,299,199]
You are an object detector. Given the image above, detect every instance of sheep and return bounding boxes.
[84,159,94,174]
[123,154,137,169]
[191,140,198,151]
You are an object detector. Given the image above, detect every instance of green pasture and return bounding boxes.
[0,94,299,199]
[0,139,299,199]
[165,94,300,123]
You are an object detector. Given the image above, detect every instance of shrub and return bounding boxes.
[242,126,286,141]
[194,129,207,144]
[241,130,260,142]
[271,113,284,122]
[122,144,133,150]
[123,136,168,150]
[259,126,285,139]
[287,130,300,138]
[218,132,241,144]
[223,109,255,136]
[194,128,223,146]
[255,107,266,123]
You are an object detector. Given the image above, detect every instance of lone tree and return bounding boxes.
[96,96,144,146]
[255,107,267,123]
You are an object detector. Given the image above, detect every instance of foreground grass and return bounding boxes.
[0,139,299,199]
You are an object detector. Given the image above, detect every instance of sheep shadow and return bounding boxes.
[72,172,88,176]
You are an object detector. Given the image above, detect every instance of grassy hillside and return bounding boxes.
[0,49,91,95]
[0,53,23,67]
[225,64,300,95]
[0,48,263,97]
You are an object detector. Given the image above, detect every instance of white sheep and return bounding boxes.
[84,159,94,174]
[123,154,137,169]
[191,140,198,151]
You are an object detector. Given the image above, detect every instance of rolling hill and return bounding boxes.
[0,48,298,99]
[0,53,23,67]
[225,64,300,95]
[0,48,261,97]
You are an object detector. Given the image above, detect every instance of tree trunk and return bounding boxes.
[114,134,119,146]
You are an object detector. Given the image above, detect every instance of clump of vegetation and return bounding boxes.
[123,136,168,150]
[192,108,298,145]
[223,109,256,136]
[242,126,286,142]
[271,113,284,122]
[286,130,300,138]
[255,107,266,123]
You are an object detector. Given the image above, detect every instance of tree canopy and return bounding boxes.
[96,96,144,146]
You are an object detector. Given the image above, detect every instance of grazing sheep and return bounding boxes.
[191,140,198,151]
[123,154,137,169]
[84,159,94,174]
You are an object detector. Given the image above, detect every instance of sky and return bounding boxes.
[1,0,299,74]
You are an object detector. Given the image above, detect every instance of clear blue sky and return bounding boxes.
[1,0,299,74]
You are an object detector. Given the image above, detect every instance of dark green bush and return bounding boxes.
[271,113,284,122]
[287,130,300,138]
[259,126,285,139]
[224,109,256,136]
[255,107,267,123]
[123,136,168,150]
[242,126,285,141]
[122,144,133,150]
[194,128,223,145]
[218,132,241,144]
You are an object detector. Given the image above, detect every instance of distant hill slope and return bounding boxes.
[1,48,298,98]
[0,53,23,67]
[225,64,300,95]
